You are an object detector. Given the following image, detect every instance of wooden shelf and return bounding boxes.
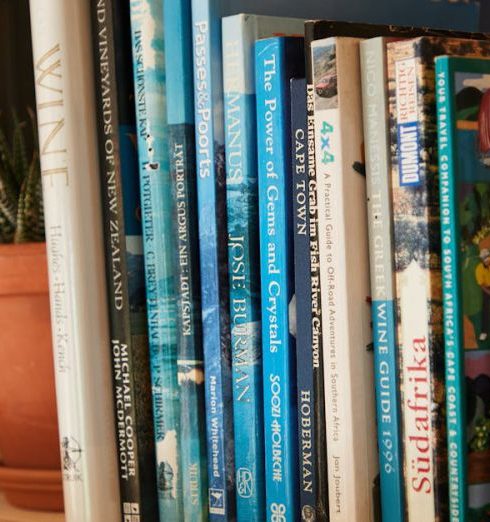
[0,495,64,522]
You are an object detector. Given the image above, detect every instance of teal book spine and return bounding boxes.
[256,36,304,522]
[164,0,209,519]
[129,1,183,519]
[436,55,490,522]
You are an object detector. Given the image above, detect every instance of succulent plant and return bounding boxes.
[0,110,44,243]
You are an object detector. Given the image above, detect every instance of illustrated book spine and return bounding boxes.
[255,36,304,522]
[222,14,305,521]
[164,0,208,519]
[91,0,160,518]
[290,76,319,521]
[360,36,404,522]
[387,35,490,522]
[29,0,121,520]
[191,0,235,518]
[129,1,184,519]
[436,55,490,522]
[311,36,378,522]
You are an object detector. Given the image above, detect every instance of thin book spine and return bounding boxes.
[223,15,265,522]
[290,77,318,520]
[191,0,235,519]
[91,1,159,518]
[360,37,404,522]
[255,36,304,522]
[29,0,120,520]
[129,1,184,519]
[435,56,467,521]
[311,36,378,522]
[304,23,329,521]
[164,0,209,519]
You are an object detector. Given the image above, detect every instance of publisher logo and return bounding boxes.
[302,504,316,521]
[61,436,83,482]
[209,488,225,515]
[123,502,140,522]
[236,467,254,498]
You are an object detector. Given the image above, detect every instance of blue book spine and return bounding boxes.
[129,1,183,519]
[164,0,209,520]
[360,38,404,522]
[223,15,265,522]
[191,1,235,519]
[290,77,318,520]
[255,36,304,522]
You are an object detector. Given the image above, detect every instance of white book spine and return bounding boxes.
[312,36,378,522]
[29,1,120,521]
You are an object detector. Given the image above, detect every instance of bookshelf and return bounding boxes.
[0,495,64,522]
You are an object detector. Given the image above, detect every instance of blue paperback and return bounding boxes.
[222,14,304,522]
[290,77,319,520]
[129,1,183,519]
[256,36,305,521]
[164,0,208,520]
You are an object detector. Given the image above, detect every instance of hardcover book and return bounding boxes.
[129,1,183,519]
[311,36,378,522]
[164,0,208,519]
[222,14,304,522]
[436,55,490,522]
[29,0,120,520]
[91,1,159,518]
[255,35,304,522]
[387,35,490,521]
[290,77,319,522]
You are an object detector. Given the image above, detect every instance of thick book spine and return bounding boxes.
[129,1,184,519]
[387,36,490,522]
[290,77,318,520]
[360,37,404,522]
[91,1,159,518]
[311,37,378,522]
[164,0,209,519]
[29,1,121,520]
[191,1,235,519]
[255,36,304,522]
[222,15,265,522]
[435,57,466,522]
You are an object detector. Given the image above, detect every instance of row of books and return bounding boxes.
[27,0,490,521]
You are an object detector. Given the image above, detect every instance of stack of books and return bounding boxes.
[27,0,490,520]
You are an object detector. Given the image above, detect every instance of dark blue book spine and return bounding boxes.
[164,0,209,519]
[256,36,304,522]
[290,77,318,520]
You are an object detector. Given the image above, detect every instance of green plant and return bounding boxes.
[0,110,44,243]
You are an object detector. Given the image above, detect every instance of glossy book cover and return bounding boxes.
[436,56,490,521]
[164,0,208,519]
[129,1,183,519]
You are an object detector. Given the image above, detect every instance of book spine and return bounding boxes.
[360,38,404,522]
[387,38,443,521]
[91,0,159,519]
[290,77,318,520]
[222,16,265,522]
[256,37,303,522]
[129,1,184,519]
[164,0,209,519]
[191,1,235,519]
[435,58,466,520]
[304,26,329,522]
[312,37,378,522]
[29,1,121,520]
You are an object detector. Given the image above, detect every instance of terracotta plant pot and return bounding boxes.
[0,242,63,511]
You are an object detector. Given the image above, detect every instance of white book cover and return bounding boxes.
[29,1,120,520]
[311,36,378,522]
